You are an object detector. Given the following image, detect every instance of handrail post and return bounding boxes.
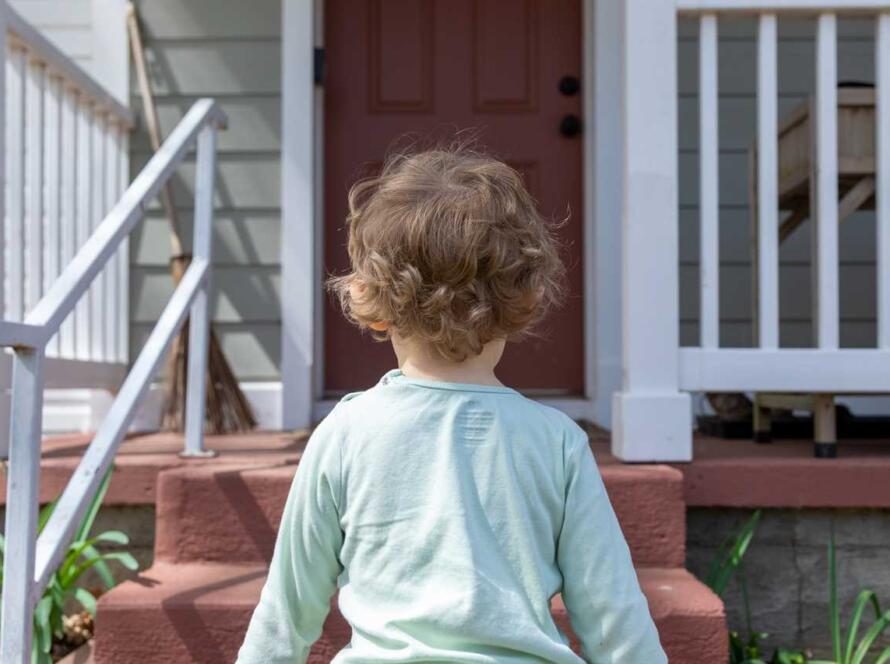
[0,348,46,663]
[182,124,218,457]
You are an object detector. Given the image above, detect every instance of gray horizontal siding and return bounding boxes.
[133,0,280,39]
[9,0,93,67]
[131,322,281,380]
[133,211,280,266]
[132,267,280,323]
[678,16,880,349]
[130,0,282,381]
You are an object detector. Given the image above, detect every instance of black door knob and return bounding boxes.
[559,114,582,137]
[558,75,580,96]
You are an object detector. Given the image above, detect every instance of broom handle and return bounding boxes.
[126,2,185,265]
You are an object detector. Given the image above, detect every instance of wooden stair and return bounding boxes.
[92,461,727,663]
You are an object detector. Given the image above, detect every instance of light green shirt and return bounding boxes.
[237,370,666,663]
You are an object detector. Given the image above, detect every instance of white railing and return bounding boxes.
[0,98,226,662]
[678,0,890,454]
[1,3,132,452]
[613,0,890,461]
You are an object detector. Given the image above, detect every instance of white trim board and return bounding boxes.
[280,0,320,430]
[279,0,608,428]
[41,381,285,435]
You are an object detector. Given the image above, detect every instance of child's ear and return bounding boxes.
[348,279,367,302]
[368,321,390,332]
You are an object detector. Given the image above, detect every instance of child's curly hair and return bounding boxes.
[329,147,566,362]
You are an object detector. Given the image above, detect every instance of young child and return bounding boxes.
[236,149,667,663]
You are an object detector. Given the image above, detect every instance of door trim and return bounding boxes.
[281,0,607,428]
[280,0,323,429]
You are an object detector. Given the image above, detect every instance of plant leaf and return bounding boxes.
[74,470,112,543]
[82,543,116,589]
[873,645,890,664]
[843,589,881,664]
[851,609,890,664]
[74,587,98,616]
[710,510,762,597]
[36,499,57,536]
[91,530,129,546]
[33,596,53,654]
[59,531,130,587]
[70,551,138,582]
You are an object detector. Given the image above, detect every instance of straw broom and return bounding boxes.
[127,4,256,433]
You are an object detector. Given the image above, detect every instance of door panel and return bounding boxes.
[324,0,583,395]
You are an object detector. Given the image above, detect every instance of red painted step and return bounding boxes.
[94,460,724,662]
[153,462,687,568]
[94,562,725,664]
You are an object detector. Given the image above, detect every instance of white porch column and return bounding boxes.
[281,0,318,430]
[590,0,624,428]
[611,0,692,462]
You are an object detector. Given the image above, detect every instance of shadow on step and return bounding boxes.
[161,567,268,664]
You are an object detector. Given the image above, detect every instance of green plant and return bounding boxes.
[705,510,809,664]
[808,533,890,664]
[0,472,139,663]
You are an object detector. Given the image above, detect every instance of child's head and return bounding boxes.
[330,148,565,362]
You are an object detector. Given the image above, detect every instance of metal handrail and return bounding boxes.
[0,98,227,663]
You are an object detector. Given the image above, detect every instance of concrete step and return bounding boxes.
[94,563,725,664]
[154,462,686,568]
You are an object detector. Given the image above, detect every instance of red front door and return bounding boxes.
[324,0,583,395]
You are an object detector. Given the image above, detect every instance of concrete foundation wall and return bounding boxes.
[687,508,890,658]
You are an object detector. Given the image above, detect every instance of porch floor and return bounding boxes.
[4,430,890,509]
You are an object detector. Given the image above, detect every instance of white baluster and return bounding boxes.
[105,117,119,363]
[757,14,779,348]
[699,13,719,349]
[814,13,839,349]
[59,85,79,358]
[878,13,890,349]
[75,100,93,359]
[117,126,129,363]
[45,75,63,356]
[6,45,27,321]
[26,58,45,317]
[90,110,106,360]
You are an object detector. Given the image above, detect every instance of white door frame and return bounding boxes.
[280,0,322,429]
[280,0,619,429]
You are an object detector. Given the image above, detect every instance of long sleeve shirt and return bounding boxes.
[236,369,667,663]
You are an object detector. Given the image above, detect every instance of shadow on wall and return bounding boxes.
[128,0,285,381]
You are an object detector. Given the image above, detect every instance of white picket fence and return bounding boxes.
[614,0,890,461]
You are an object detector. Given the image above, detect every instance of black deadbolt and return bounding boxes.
[558,75,580,96]
[559,114,582,137]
